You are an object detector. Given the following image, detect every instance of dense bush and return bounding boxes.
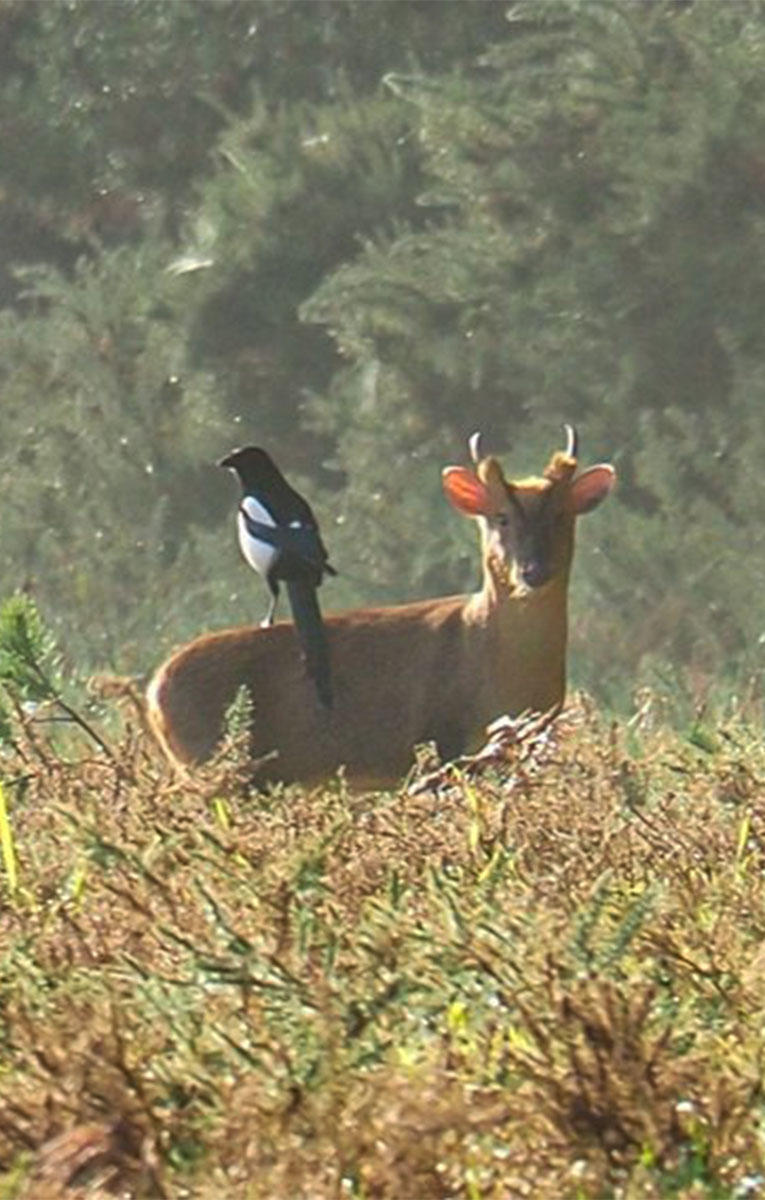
[2,672,765,1196]
[1,0,765,708]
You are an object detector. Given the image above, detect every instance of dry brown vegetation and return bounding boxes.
[1,696,765,1198]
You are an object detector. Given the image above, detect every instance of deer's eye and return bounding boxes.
[495,512,510,528]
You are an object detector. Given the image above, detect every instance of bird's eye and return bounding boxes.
[496,512,510,528]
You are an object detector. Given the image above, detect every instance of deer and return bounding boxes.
[146,427,615,787]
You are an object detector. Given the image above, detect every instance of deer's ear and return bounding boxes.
[569,464,616,515]
[442,466,494,516]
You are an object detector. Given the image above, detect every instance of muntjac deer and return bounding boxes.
[147,428,615,787]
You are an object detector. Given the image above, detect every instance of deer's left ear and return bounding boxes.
[569,464,616,515]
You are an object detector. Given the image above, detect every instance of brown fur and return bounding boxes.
[147,442,615,786]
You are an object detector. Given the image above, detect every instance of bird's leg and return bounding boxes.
[260,576,280,628]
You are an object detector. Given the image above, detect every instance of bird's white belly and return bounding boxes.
[237,496,278,577]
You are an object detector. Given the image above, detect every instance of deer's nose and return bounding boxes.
[521,559,549,589]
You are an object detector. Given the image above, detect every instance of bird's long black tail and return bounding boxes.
[286,579,333,708]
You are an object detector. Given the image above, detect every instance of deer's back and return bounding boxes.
[148,596,474,785]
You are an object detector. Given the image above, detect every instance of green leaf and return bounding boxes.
[0,593,57,703]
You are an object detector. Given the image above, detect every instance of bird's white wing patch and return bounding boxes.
[240,495,276,527]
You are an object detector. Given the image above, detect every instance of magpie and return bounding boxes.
[219,446,336,708]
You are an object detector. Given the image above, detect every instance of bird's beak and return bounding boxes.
[218,453,235,469]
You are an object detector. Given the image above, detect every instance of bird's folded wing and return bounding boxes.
[239,507,327,571]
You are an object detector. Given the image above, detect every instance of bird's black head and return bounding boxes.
[218,445,284,489]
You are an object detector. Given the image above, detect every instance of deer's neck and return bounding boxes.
[462,572,570,714]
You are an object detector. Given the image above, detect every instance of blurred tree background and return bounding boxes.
[1,0,765,711]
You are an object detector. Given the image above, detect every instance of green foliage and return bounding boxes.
[0,243,241,665]
[0,592,57,705]
[0,592,115,758]
[0,0,765,708]
[0,0,515,669]
[301,0,765,700]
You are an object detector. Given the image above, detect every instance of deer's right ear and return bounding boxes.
[442,467,493,517]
